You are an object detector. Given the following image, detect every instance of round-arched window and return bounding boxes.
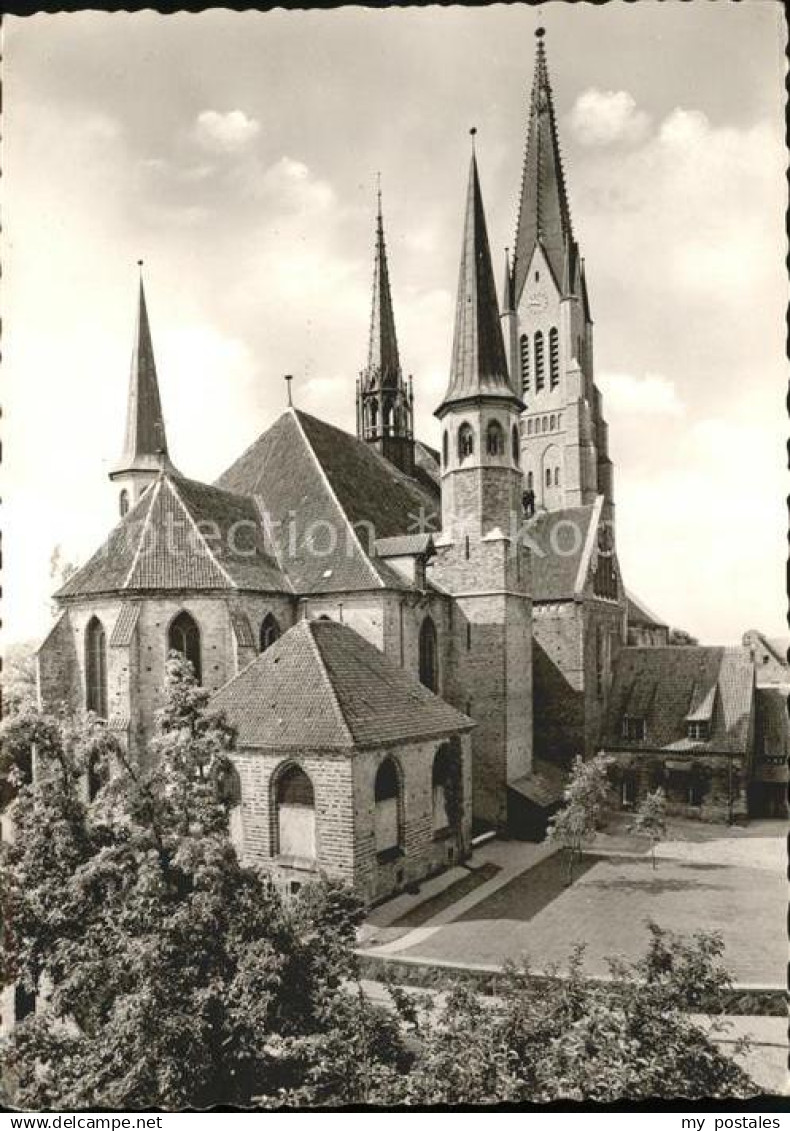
[486,420,505,457]
[275,764,316,861]
[458,423,474,462]
[374,756,402,857]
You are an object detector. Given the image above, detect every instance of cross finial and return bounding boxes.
[137,258,144,277]
[469,126,477,153]
[284,373,293,407]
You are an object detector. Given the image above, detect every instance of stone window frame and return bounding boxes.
[457,422,475,462]
[374,753,405,863]
[485,419,505,458]
[85,615,108,720]
[167,609,203,685]
[270,760,318,865]
[260,611,281,653]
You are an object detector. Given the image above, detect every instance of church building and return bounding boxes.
[35,31,777,905]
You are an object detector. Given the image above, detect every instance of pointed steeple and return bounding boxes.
[436,142,522,416]
[362,181,401,391]
[112,268,171,477]
[513,28,575,304]
[502,247,515,314]
[356,184,415,475]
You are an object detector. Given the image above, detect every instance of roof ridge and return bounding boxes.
[290,411,384,590]
[303,620,355,746]
[249,495,296,594]
[573,493,603,596]
[122,477,164,589]
[164,475,238,589]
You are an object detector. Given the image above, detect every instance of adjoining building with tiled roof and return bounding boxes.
[626,591,670,648]
[602,646,757,822]
[742,629,789,687]
[212,619,474,903]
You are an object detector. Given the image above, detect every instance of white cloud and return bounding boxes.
[568,89,651,146]
[194,109,260,152]
[598,372,684,417]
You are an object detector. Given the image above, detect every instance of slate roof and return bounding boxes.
[374,533,435,558]
[57,473,289,599]
[212,618,473,751]
[604,647,755,756]
[513,32,577,304]
[216,409,441,594]
[526,503,598,601]
[361,191,401,393]
[626,591,668,630]
[436,152,522,415]
[112,278,173,476]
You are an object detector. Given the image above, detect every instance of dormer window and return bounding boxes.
[687,720,710,742]
[622,715,645,742]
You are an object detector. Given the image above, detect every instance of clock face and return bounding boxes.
[527,291,548,312]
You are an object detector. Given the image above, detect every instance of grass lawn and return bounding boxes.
[395,826,785,986]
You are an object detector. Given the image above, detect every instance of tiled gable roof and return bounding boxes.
[212,618,473,751]
[216,409,441,595]
[626,591,668,630]
[526,503,597,601]
[57,473,289,599]
[605,646,755,756]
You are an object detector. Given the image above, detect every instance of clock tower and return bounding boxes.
[504,29,614,515]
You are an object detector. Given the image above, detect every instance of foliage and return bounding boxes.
[629,787,667,868]
[547,753,610,882]
[385,925,754,1104]
[2,640,38,719]
[0,654,377,1109]
[669,628,699,646]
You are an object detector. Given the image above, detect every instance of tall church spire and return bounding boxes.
[356,184,415,475]
[364,180,401,390]
[513,28,575,304]
[436,144,522,416]
[110,267,173,514]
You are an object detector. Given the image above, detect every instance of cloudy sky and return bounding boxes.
[4,3,786,646]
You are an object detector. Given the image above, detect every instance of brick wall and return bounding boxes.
[230,732,472,907]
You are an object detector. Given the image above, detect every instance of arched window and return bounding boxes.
[550,414,556,431]
[527,471,534,491]
[486,420,504,457]
[370,400,378,429]
[119,489,130,517]
[549,326,560,388]
[260,612,281,652]
[442,430,449,468]
[457,423,474,462]
[519,333,530,394]
[534,331,545,391]
[374,756,402,858]
[275,764,315,861]
[216,761,244,850]
[383,402,392,435]
[419,616,438,692]
[432,741,461,834]
[168,610,202,684]
[545,467,552,488]
[554,467,560,486]
[85,616,108,719]
[526,419,532,436]
[511,424,520,463]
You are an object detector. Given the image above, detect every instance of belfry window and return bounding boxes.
[119,489,130,517]
[554,467,560,486]
[260,612,281,652]
[512,425,520,464]
[527,419,533,436]
[550,414,556,431]
[545,467,551,488]
[168,611,202,684]
[549,327,560,389]
[534,331,545,391]
[85,617,108,719]
[519,334,530,394]
[458,423,474,462]
[419,616,438,692]
[442,430,449,468]
[486,420,505,457]
[275,764,316,862]
[374,757,402,858]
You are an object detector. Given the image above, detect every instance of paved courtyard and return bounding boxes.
[361,819,786,987]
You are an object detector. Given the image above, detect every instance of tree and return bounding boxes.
[0,654,384,1109]
[388,925,754,1104]
[629,786,667,869]
[2,639,38,718]
[547,753,610,883]
[669,627,699,646]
